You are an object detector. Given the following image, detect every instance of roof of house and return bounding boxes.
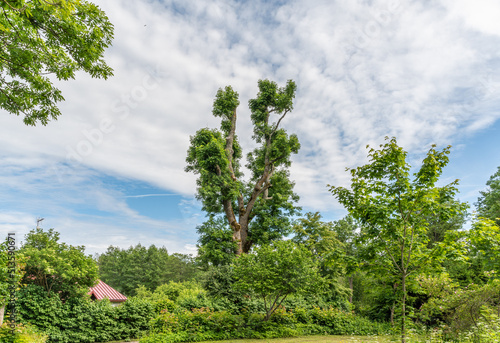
[88,280,127,302]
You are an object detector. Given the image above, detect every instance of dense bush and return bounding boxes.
[141,305,390,343]
[17,284,154,343]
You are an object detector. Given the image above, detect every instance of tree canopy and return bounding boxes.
[20,228,98,300]
[233,240,324,321]
[0,0,114,125]
[476,166,500,225]
[98,244,198,296]
[186,79,300,254]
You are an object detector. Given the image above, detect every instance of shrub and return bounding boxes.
[0,322,48,343]
[142,305,390,342]
[17,284,154,342]
[309,306,388,335]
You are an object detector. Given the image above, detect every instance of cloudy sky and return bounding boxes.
[1,0,499,256]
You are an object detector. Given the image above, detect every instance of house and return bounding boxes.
[88,280,127,306]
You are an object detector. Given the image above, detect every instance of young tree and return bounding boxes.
[186,79,300,255]
[329,137,464,343]
[21,228,98,300]
[476,166,500,225]
[233,240,324,321]
[0,0,114,125]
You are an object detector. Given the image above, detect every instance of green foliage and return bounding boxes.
[292,212,345,274]
[416,273,500,341]
[467,217,500,273]
[142,305,390,343]
[476,166,500,225]
[17,284,154,343]
[186,79,300,254]
[98,244,198,296]
[0,0,114,125]
[0,322,47,343]
[196,215,236,268]
[329,137,466,342]
[20,228,98,300]
[149,307,244,336]
[233,240,325,320]
[134,281,221,314]
[456,307,500,343]
[0,237,25,309]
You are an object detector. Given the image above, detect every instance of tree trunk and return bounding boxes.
[349,276,353,303]
[401,273,407,343]
[391,281,397,326]
[0,304,5,326]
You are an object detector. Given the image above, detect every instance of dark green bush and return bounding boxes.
[17,284,154,343]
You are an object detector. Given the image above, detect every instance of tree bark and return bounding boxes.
[401,273,407,343]
[349,276,353,304]
[0,304,5,326]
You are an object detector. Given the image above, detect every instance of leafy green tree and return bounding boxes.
[292,212,343,266]
[186,79,300,254]
[233,240,324,321]
[476,166,500,225]
[0,0,114,125]
[421,186,469,246]
[467,217,500,274]
[21,228,98,300]
[329,137,464,343]
[292,212,351,307]
[330,216,362,304]
[98,244,198,296]
[196,215,237,268]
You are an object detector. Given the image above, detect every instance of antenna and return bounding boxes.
[36,217,45,229]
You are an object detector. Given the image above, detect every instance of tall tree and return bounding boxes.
[186,79,300,254]
[329,137,464,343]
[476,166,500,225]
[0,0,114,125]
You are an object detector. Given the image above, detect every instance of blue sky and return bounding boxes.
[0,0,499,255]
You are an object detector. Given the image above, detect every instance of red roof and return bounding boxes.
[88,280,127,302]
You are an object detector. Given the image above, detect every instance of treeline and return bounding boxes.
[97,245,198,296]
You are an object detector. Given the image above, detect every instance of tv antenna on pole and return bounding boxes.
[36,217,45,229]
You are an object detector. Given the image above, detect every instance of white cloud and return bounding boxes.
[1,0,499,252]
